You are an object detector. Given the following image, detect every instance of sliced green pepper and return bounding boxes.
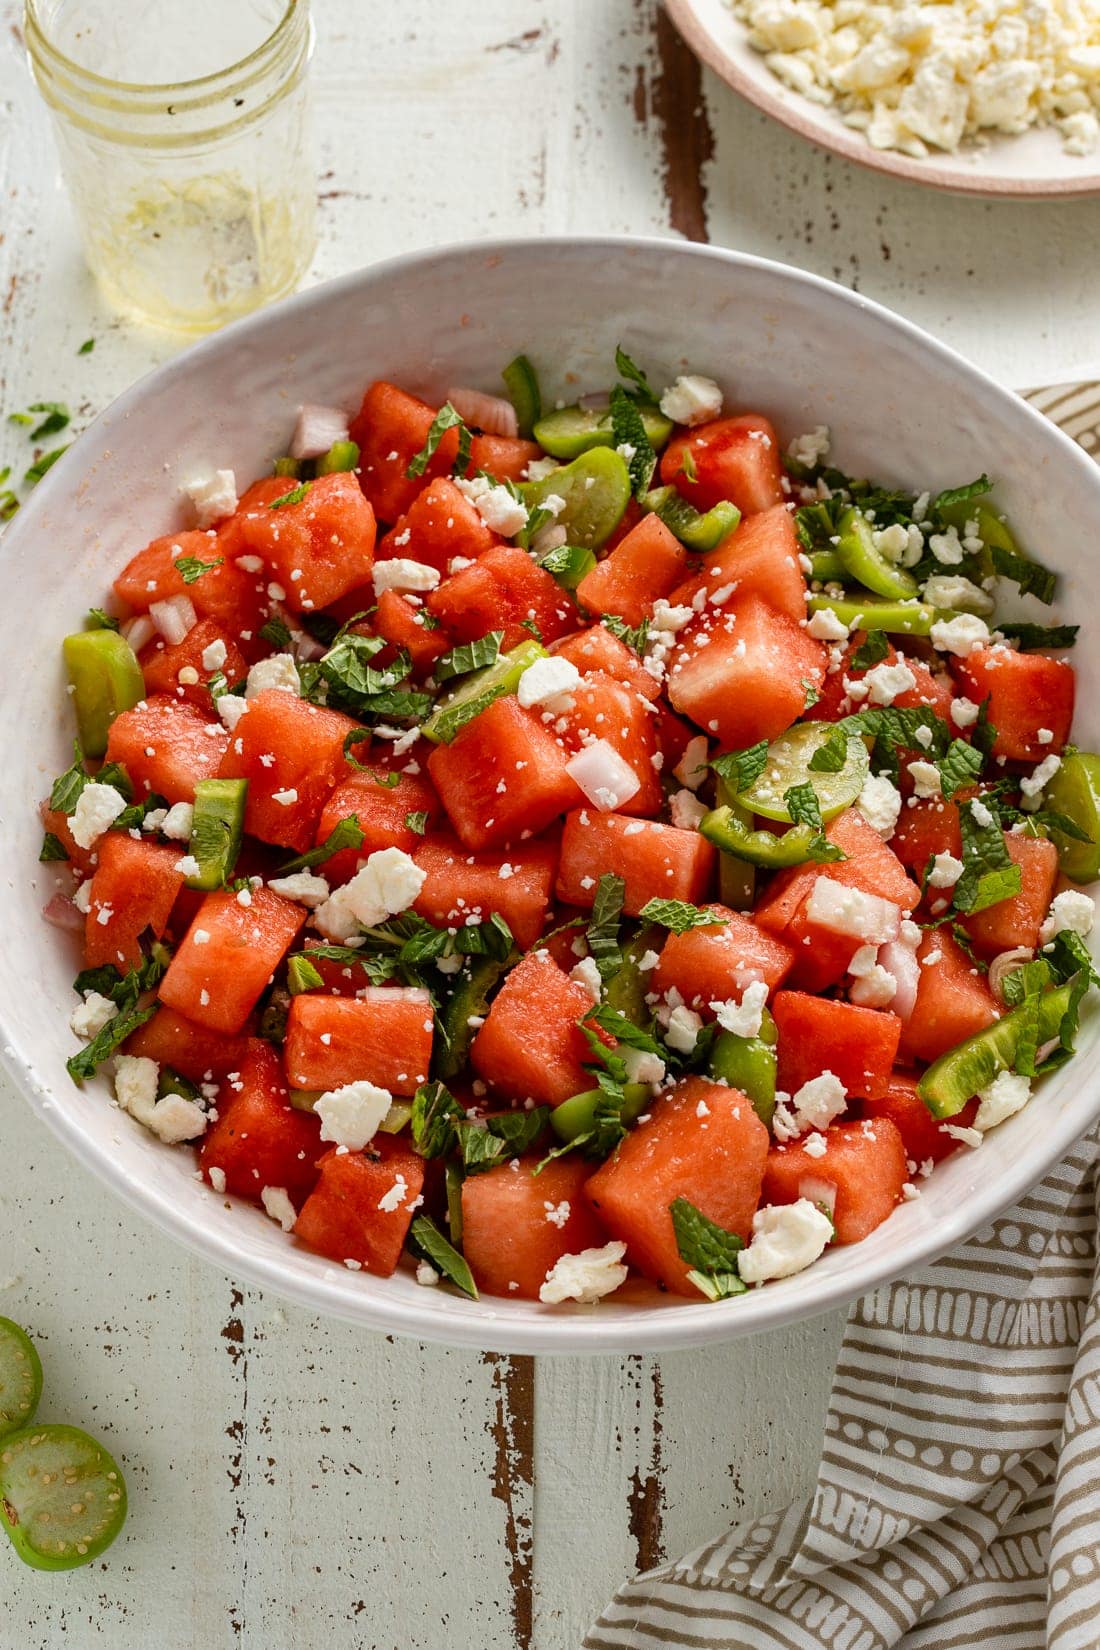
[315,439,360,475]
[807,594,952,637]
[533,402,672,462]
[642,486,740,552]
[835,506,918,601]
[501,354,542,439]
[519,448,631,549]
[434,956,510,1082]
[538,542,597,591]
[918,981,1075,1119]
[731,721,868,824]
[422,639,546,744]
[700,805,831,869]
[272,455,302,478]
[550,1083,651,1144]
[1041,752,1100,882]
[186,778,247,890]
[709,1008,777,1126]
[714,780,755,912]
[809,549,846,585]
[62,629,145,758]
[937,499,1016,557]
[605,926,663,1024]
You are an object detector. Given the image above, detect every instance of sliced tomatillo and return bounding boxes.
[0,1319,42,1441]
[0,1423,127,1570]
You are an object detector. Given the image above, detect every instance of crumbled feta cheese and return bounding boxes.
[201,638,228,673]
[620,1047,667,1087]
[951,697,981,729]
[185,468,237,527]
[246,653,301,698]
[160,801,194,841]
[928,852,964,889]
[862,660,917,706]
[544,1199,572,1229]
[415,1260,441,1286]
[261,1185,298,1231]
[208,1166,227,1194]
[271,788,299,807]
[773,1071,848,1141]
[267,871,331,908]
[516,655,581,711]
[115,1054,207,1143]
[710,980,769,1040]
[802,1132,827,1159]
[969,798,995,829]
[175,855,201,880]
[313,847,427,938]
[929,613,990,657]
[524,456,561,482]
[847,946,898,1007]
[315,1080,392,1150]
[372,558,441,595]
[569,957,603,1000]
[73,880,92,914]
[974,1071,1032,1132]
[539,1241,629,1304]
[669,788,708,831]
[649,600,694,633]
[659,374,723,428]
[664,1005,704,1054]
[672,735,709,791]
[787,425,830,469]
[872,523,910,563]
[378,1174,411,1214]
[69,991,118,1041]
[69,782,126,850]
[921,574,995,615]
[565,740,641,812]
[943,1123,983,1149]
[804,878,900,944]
[806,607,850,642]
[145,1092,209,1145]
[737,1200,833,1285]
[1020,753,1062,804]
[217,694,249,732]
[857,773,902,839]
[1040,889,1096,943]
[453,474,529,536]
[908,760,942,800]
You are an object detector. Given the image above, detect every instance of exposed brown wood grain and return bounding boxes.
[626,1361,666,1573]
[485,1353,536,1649]
[652,5,714,242]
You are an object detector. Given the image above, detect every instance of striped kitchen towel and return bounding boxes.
[586,381,1100,1650]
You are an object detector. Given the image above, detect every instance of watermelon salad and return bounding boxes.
[40,347,1100,1308]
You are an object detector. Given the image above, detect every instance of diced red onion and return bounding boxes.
[797,1176,837,1216]
[989,947,1034,1004]
[42,893,83,931]
[565,740,641,812]
[446,387,519,439]
[150,595,197,647]
[1035,1037,1061,1065]
[290,403,349,462]
[877,939,920,1022]
[121,614,156,654]
[577,391,611,412]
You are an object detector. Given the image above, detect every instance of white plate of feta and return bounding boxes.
[667,0,1100,198]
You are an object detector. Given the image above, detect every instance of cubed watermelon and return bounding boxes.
[773,990,902,1101]
[199,1039,322,1206]
[653,903,795,1008]
[557,810,716,916]
[293,1139,424,1274]
[139,618,247,708]
[83,834,184,971]
[412,831,557,951]
[899,929,999,1065]
[159,886,305,1034]
[461,1156,609,1299]
[470,950,606,1106]
[124,1005,253,1083]
[576,514,689,627]
[956,647,1075,761]
[862,1072,979,1167]
[427,545,577,652]
[426,695,580,851]
[234,471,377,613]
[218,689,361,852]
[283,989,434,1095]
[814,637,952,723]
[550,625,661,703]
[761,1117,907,1244]
[559,671,663,818]
[667,597,826,748]
[315,768,442,884]
[105,694,229,804]
[668,505,806,623]
[660,415,786,515]
[377,475,497,575]
[961,833,1058,957]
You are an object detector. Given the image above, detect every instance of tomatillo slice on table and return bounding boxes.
[62,629,145,758]
[533,402,672,462]
[518,448,631,549]
[918,980,1077,1119]
[0,1320,42,1442]
[0,1423,127,1570]
[1042,752,1100,882]
[729,722,869,824]
[835,506,918,600]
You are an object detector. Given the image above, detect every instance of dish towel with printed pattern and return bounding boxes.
[585,380,1100,1650]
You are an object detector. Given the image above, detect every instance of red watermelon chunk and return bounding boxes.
[234,471,377,613]
[159,886,305,1034]
[814,636,952,723]
[412,831,557,951]
[961,832,1058,958]
[899,929,999,1065]
[773,990,902,1102]
[668,505,806,623]
[293,1139,425,1275]
[377,475,497,575]
[558,671,663,818]
[660,415,786,515]
[862,1072,979,1168]
[557,809,715,916]
[576,514,689,627]
[653,903,795,1008]
[105,694,228,804]
[427,545,577,652]
[113,529,268,640]
[283,989,433,1095]
[551,624,662,703]
[199,1039,323,1207]
[956,646,1074,761]
[315,769,441,884]
[426,695,580,851]
[367,590,452,678]
[218,689,362,852]
[124,1006,253,1083]
[470,950,605,1106]
[667,596,826,749]
[461,1156,609,1300]
[140,617,247,708]
[762,1117,907,1245]
[83,834,185,971]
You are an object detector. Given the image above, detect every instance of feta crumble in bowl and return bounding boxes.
[665,0,1100,197]
[5,237,1100,1355]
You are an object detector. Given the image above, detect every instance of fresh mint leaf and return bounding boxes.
[85,607,120,632]
[114,790,169,832]
[784,782,823,832]
[990,545,1056,606]
[614,345,656,401]
[50,741,88,814]
[577,1019,629,1086]
[259,616,293,650]
[408,1214,478,1299]
[850,630,889,671]
[454,912,514,962]
[39,830,69,862]
[801,678,821,709]
[67,1000,158,1084]
[1046,930,1100,989]
[971,697,998,759]
[435,631,503,684]
[405,810,429,836]
[670,1197,746,1300]
[276,814,364,876]
[269,481,311,509]
[584,1003,661,1056]
[932,475,992,513]
[997,622,1078,651]
[953,798,1021,915]
[411,1080,465,1159]
[609,385,657,500]
[711,739,769,793]
[601,612,648,655]
[807,726,849,775]
[637,898,721,935]
[938,738,984,800]
[286,954,324,995]
[457,1107,551,1174]
[586,873,625,986]
[175,555,223,584]
[406,403,469,480]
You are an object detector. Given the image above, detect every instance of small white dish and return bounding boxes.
[667,0,1100,199]
[3,236,1099,1353]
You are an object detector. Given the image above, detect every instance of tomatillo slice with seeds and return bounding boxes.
[0,1423,127,1570]
[732,722,869,824]
[0,1319,42,1441]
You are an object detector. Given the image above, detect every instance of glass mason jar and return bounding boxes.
[24,0,316,334]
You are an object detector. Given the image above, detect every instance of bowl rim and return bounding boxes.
[6,232,1100,1354]
[664,0,1100,202]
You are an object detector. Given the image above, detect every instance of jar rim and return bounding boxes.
[24,0,302,99]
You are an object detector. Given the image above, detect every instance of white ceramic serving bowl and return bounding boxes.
[4,237,1099,1354]
[666,0,1100,199]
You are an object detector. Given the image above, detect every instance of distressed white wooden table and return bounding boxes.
[2,5,1099,1647]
